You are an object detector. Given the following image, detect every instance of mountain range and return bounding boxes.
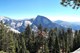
[0,16,33,32]
[0,15,80,33]
[54,20,80,30]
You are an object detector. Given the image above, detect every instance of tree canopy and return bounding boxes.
[61,0,80,9]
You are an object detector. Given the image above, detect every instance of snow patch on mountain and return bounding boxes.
[9,27,20,33]
[4,25,20,33]
[17,22,23,27]
[11,21,16,28]
[0,16,5,20]
[32,25,38,32]
[24,21,32,26]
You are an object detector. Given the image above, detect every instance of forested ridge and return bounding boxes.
[0,22,80,53]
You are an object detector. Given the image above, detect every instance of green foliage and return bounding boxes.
[54,36,60,53]
[0,23,80,53]
[61,0,80,9]
[0,51,7,53]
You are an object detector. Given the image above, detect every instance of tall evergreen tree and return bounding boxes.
[48,29,56,53]
[54,36,60,53]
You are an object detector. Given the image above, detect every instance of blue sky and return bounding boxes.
[0,0,80,22]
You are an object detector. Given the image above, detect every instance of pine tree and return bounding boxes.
[25,24,31,37]
[61,0,80,9]
[64,28,73,53]
[37,44,49,53]
[48,29,55,53]
[1,22,8,52]
[54,36,60,53]
[73,30,80,51]
[43,42,49,53]
[21,34,28,53]
[7,31,15,53]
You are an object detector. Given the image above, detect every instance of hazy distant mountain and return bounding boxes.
[72,22,80,25]
[31,15,63,29]
[54,20,80,30]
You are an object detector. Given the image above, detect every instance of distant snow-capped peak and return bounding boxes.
[0,16,33,32]
[0,16,10,20]
[0,16,6,20]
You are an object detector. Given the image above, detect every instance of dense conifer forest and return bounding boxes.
[0,22,80,53]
